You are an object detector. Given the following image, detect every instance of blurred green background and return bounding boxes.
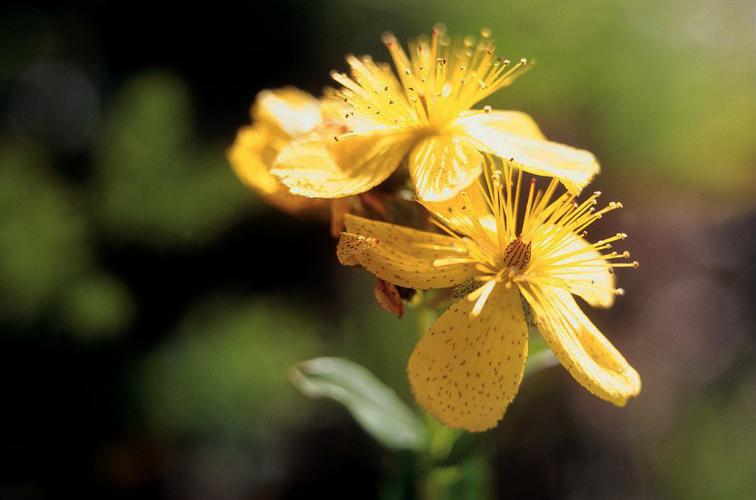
[0,1,753,498]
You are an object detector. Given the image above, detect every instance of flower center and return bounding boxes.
[501,237,531,272]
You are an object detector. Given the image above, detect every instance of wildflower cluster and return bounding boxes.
[229,25,640,432]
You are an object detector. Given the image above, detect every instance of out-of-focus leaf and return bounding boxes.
[56,271,134,339]
[95,72,252,246]
[291,356,428,452]
[0,141,90,321]
[141,298,321,439]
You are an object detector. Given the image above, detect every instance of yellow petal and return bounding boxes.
[456,110,545,139]
[521,285,641,405]
[457,110,599,194]
[337,214,477,289]
[343,213,466,260]
[421,181,497,239]
[252,87,321,137]
[228,126,280,195]
[408,285,529,431]
[409,134,483,202]
[547,234,616,308]
[272,132,414,198]
[227,126,326,214]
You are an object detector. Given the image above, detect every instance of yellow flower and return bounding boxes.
[228,87,330,214]
[272,26,599,203]
[337,160,640,431]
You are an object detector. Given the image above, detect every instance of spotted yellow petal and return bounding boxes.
[521,285,640,405]
[457,110,599,193]
[409,134,483,202]
[408,285,529,431]
[337,214,477,289]
[252,87,321,137]
[272,132,414,199]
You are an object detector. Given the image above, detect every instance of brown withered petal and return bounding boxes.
[374,278,404,318]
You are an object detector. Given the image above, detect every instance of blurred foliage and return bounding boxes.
[657,378,756,499]
[140,297,321,439]
[0,8,53,81]
[55,271,134,340]
[0,141,90,321]
[0,141,134,337]
[95,72,254,246]
[333,271,425,400]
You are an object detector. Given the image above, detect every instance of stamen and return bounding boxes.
[471,156,638,292]
[468,279,496,317]
[330,27,529,130]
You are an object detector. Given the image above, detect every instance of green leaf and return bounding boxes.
[291,357,428,452]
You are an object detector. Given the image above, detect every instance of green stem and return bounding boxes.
[422,466,460,500]
[414,306,462,500]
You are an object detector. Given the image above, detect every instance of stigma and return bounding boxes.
[501,237,531,271]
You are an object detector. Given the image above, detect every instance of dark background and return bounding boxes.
[0,1,754,499]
